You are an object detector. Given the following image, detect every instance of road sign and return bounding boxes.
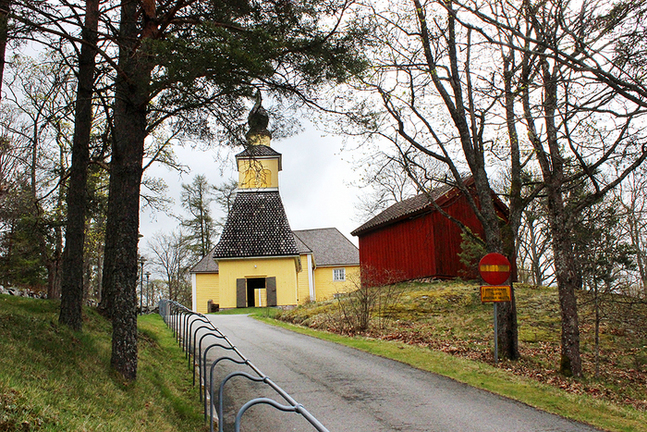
[479,253,511,285]
[480,285,512,303]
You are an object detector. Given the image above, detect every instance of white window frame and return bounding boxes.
[333,268,346,282]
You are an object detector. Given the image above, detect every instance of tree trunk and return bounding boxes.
[543,59,583,378]
[102,0,154,381]
[0,0,10,100]
[59,0,99,331]
[497,285,519,360]
[594,281,600,378]
[522,55,583,377]
[547,196,583,377]
[626,208,647,297]
[46,259,62,299]
[495,51,522,361]
[413,0,519,359]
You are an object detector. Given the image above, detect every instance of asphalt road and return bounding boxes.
[204,314,602,432]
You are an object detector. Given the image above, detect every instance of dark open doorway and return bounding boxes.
[246,278,265,307]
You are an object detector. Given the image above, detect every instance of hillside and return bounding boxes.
[0,295,206,432]
[277,281,647,413]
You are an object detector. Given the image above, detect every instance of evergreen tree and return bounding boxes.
[180,174,216,260]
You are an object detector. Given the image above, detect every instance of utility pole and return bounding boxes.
[139,256,146,314]
[145,271,150,307]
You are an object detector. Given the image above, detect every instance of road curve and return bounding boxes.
[206,314,602,432]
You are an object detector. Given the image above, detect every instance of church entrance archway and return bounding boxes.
[246,278,265,307]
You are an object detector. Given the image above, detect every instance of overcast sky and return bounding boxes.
[138,121,365,257]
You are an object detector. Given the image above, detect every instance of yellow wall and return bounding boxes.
[248,135,271,147]
[314,265,360,301]
[218,257,298,308]
[237,159,279,189]
[194,261,360,308]
[296,254,311,305]
[194,273,220,314]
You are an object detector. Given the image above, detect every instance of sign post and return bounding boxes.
[479,253,512,364]
[494,303,498,366]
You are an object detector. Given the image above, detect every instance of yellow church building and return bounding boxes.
[190,97,359,313]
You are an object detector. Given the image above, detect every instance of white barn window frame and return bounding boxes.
[333,268,346,281]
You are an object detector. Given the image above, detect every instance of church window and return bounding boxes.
[333,268,346,281]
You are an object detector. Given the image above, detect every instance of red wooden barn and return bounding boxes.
[351,179,509,286]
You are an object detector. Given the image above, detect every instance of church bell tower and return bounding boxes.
[213,92,299,261]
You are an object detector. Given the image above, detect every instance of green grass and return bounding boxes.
[0,294,207,432]
[269,280,647,432]
[3,286,643,432]
[211,306,279,318]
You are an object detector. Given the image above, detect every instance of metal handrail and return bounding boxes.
[158,299,330,432]
[207,356,250,431]
[195,333,226,388]
[234,398,329,432]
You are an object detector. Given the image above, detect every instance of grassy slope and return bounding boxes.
[268,281,647,432]
[2,286,643,432]
[0,295,207,432]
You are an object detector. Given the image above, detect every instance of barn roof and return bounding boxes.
[293,228,359,267]
[351,183,455,237]
[190,249,219,273]
[212,190,299,258]
[352,177,510,237]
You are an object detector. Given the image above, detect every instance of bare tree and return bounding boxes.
[352,151,437,221]
[0,0,10,98]
[614,168,647,298]
[517,205,554,288]
[0,53,75,295]
[336,0,647,376]
[334,0,532,360]
[147,231,193,307]
[507,0,647,377]
[335,266,407,333]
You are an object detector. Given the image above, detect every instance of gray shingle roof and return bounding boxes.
[293,228,359,267]
[190,249,219,273]
[236,145,281,158]
[351,183,455,236]
[213,190,299,258]
[293,233,312,254]
[235,145,282,171]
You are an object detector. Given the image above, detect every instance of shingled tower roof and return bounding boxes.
[213,190,298,258]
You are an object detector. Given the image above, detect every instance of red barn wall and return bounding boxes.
[358,194,490,285]
[431,195,485,279]
[358,213,437,286]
